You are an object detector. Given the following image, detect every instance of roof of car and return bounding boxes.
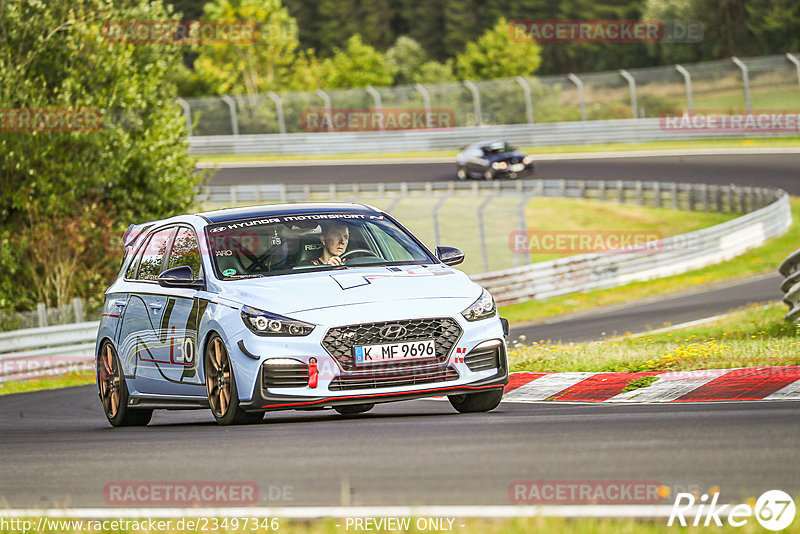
[196,202,379,224]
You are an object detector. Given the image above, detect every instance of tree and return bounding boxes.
[455,18,542,80]
[386,36,429,85]
[0,0,198,310]
[193,0,313,95]
[320,35,396,89]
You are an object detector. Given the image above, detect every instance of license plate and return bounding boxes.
[354,339,436,365]
[510,163,525,172]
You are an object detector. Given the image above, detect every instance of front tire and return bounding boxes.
[448,388,503,413]
[456,166,468,180]
[205,334,263,425]
[484,169,494,180]
[97,342,153,427]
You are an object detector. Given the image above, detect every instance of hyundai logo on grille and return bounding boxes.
[379,324,408,341]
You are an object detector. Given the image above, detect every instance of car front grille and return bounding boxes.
[464,344,502,372]
[262,362,309,389]
[328,364,459,391]
[321,317,462,371]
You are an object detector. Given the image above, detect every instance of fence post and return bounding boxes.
[432,194,451,247]
[599,180,606,201]
[675,65,694,113]
[176,98,192,135]
[463,80,483,127]
[37,302,47,328]
[731,57,752,114]
[567,74,586,121]
[221,95,239,136]
[635,181,643,205]
[515,76,534,123]
[653,181,661,208]
[617,180,624,203]
[316,89,334,132]
[620,70,638,118]
[230,185,237,205]
[267,92,286,134]
[515,188,539,267]
[477,193,498,273]
[701,183,709,211]
[365,86,384,131]
[72,297,84,323]
[671,182,679,210]
[787,54,800,94]
[415,83,432,128]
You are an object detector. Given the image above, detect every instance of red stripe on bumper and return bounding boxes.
[552,372,660,402]
[503,372,548,394]
[674,366,800,402]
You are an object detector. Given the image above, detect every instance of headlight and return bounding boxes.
[461,288,496,322]
[523,156,533,165]
[241,305,315,336]
[491,161,507,170]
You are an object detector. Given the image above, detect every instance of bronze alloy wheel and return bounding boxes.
[204,335,263,425]
[205,336,232,418]
[97,342,152,427]
[98,344,121,418]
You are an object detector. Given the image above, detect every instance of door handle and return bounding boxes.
[148,302,163,312]
[113,300,127,308]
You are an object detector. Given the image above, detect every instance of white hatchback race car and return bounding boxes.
[95,203,509,426]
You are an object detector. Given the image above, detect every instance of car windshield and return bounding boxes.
[205,211,434,279]
[482,142,515,155]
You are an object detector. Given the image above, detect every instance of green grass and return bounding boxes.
[0,371,94,396]
[499,197,800,325]
[509,303,799,373]
[195,137,800,163]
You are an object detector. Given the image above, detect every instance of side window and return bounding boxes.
[137,228,175,281]
[168,227,203,278]
[125,247,142,279]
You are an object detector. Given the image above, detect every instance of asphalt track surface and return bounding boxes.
[206,153,800,195]
[1,386,799,507]
[1,152,798,509]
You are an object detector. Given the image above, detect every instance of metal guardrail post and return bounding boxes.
[617,180,624,203]
[671,182,679,210]
[365,86,384,131]
[620,70,638,119]
[675,65,693,113]
[37,303,47,328]
[267,92,286,134]
[176,98,192,135]
[787,54,800,94]
[463,80,483,127]
[515,76,534,123]
[567,73,586,121]
[653,181,661,208]
[732,57,752,114]
[72,298,84,323]
[221,95,239,136]
[316,89,334,132]
[415,83,432,128]
[477,193,498,273]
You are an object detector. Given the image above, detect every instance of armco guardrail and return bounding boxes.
[779,248,800,322]
[187,118,797,156]
[473,188,791,305]
[0,322,98,382]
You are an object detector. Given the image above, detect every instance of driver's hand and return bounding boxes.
[327,256,343,266]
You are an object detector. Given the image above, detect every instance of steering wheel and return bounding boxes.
[340,248,379,260]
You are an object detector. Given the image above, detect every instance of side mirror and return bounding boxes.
[157,266,205,289]
[435,246,464,266]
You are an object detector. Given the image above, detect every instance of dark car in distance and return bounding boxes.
[455,140,534,180]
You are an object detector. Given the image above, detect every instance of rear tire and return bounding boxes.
[448,388,503,413]
[97,342,153,427]
[484,169,494,180]
[334,403,374,415]
[205,334,262,425]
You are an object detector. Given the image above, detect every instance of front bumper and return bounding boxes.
[234,316,508,412]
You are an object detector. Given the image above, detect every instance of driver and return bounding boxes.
[302,220,350,266]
